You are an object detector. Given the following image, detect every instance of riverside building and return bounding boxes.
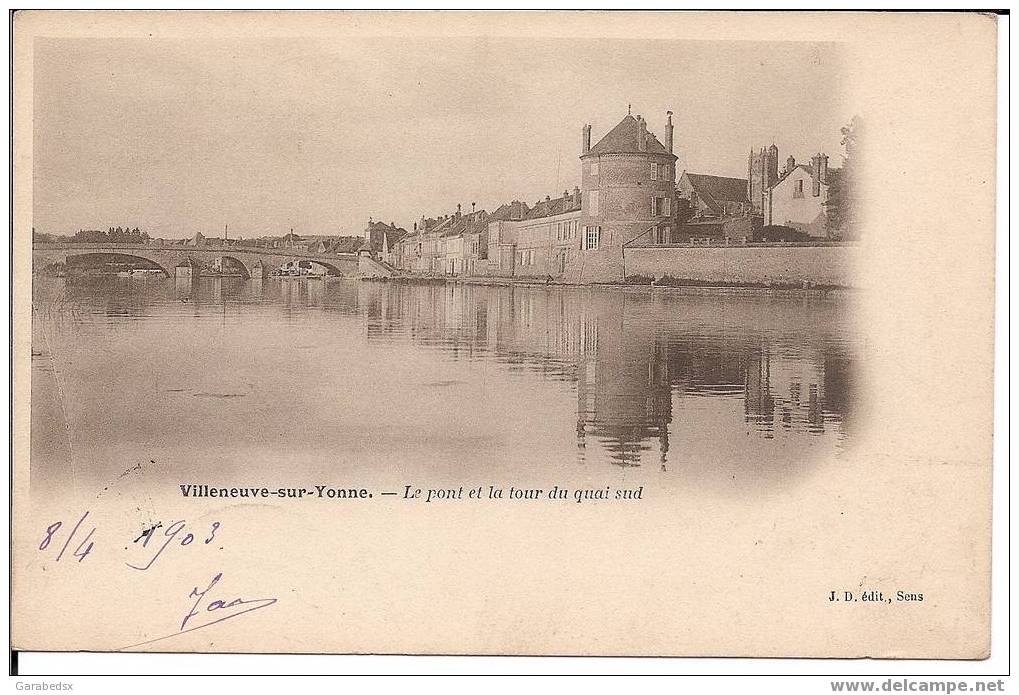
[394,110,680,283]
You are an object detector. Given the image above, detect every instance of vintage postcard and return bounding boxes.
[11,11,998,658]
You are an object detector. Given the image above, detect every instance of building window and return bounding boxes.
[650,162,659,181]
[583,226,601,251]
[794,179,804,198]
[588,190,600,216]
[651,196,670,217]
[590,161,599,177]
[656,225,671,244]
[556,220,577,244]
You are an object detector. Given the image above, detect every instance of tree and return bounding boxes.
[826,115,862,239]
[73,229,106,243]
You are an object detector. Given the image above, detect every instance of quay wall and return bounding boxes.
[620,244,858,287]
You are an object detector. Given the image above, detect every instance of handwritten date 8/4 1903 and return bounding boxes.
[37,511,221,570]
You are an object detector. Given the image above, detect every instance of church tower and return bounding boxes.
[747,144,780,216]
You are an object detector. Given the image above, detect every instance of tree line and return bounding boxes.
[70,226,151,243]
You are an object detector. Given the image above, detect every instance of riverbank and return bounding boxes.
[367,273,854,297]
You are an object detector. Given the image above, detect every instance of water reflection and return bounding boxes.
[33,276,857,480]
[343,283,857,468]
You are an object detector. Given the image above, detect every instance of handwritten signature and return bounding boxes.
[120,571,277,650]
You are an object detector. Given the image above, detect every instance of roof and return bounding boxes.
[486,201,530,223]
[425,216,455,236]
[416,216,441,232]
[524,192,581,220]
[584,114,675,159]
[773,163,817,187]
[682,173,749,204]
[365,220,409,252]
[367,220,404,234]
[327,236,364,254]
[441,210,488,238]
[384,227,409,246]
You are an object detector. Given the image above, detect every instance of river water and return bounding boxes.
[30,276,859,500]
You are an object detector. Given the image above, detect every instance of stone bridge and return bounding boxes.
[32,242,361,279]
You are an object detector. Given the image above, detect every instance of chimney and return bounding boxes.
[811,154,821,197]
[818,153,829,184]
[456,203,462,219]
[582,124,592,154]
[472,202,476,213]
[573,186,581,206]
[665,111,674,154]
[637,116,647,152]
[786,155,796,174]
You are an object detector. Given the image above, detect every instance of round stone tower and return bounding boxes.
[576,111,679,283]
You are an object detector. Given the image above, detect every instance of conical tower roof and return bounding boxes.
[582,114,675,159]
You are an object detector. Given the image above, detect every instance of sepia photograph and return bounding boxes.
[9,8,1004,683]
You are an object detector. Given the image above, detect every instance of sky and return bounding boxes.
[33,36,850,239]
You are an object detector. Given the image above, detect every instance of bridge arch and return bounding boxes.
[218,255,251,279]
[304,259,345,276]
[65,252,172,277]
[274,258,346,277]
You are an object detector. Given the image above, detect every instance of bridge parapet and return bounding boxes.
[32,242,359,277]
